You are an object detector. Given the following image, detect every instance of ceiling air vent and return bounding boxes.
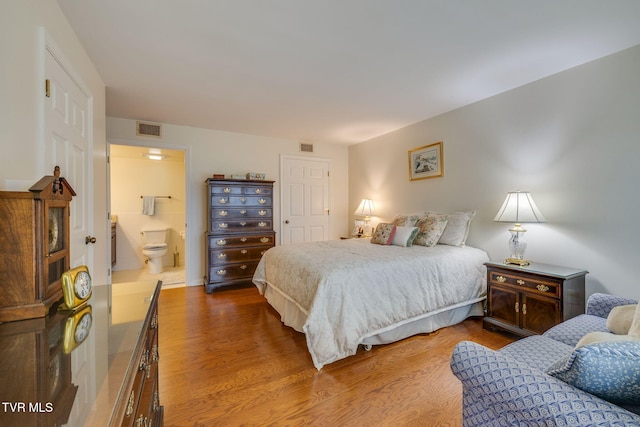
[300,142,314,153]
[136,121,162,138]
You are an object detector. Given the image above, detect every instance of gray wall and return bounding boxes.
[349,45,640,299]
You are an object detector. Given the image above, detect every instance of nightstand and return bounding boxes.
[483,261,588,337]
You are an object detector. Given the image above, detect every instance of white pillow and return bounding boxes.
[391,226,419,247]
[427,211,476,246]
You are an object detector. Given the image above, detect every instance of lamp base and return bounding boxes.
[504,257,531,267]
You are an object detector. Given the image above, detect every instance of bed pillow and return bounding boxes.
[427,211,476,246]
[370,223,396,245]
[546,341,640,405]
[391,214,421,227]
[413,216,448,247]
[391,226,419,247]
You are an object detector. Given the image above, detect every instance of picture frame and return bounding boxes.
[408,141,443,181]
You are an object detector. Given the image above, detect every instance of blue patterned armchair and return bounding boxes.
[451,293,640,426]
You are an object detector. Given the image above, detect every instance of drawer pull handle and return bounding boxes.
[139,350,148,371]
[537,284,550,292]
[217,239,227,246]
[241,249,247,254]
[136,414,149,427]
[151,345,159,364]
[240,209,247,215]
[216,269,227,276]
[219,198,228,204]
[496,275,507,283]
[258,221,267,227]
[223,187,231,193]
[255,188,262,194]
[240,237,248,242]
[515,302,519,313]
[240,221,247,226]
[260,237,270,243]
[240,264,248,270]
[151,313,158,329]
[218,223,228,229]
[258,210,267,216]
[258,198,267,204]
[240,197,247,203]
[522,304,527,315]
[126,391,135,417]
[219,210,228,216]
[517,279,525,285]
[153,391,160,412]
[217,253,227,260]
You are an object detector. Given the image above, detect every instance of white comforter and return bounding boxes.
[253,239,489,369]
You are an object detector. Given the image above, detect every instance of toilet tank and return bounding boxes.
[142,228,167,244]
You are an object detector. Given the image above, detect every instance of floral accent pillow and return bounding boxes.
[414,216,449,247]
[392,214,421,227]
[370,223,397,245]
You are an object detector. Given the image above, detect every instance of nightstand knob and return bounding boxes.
[260,237,270,243]
[223,187,231,193]
[217,239,227,246]
[216,269,227,276]
[219,198,228,204]
[517,279,525,285]
[241,249,248,254]
[217,253,227,260]
[219,210,228,216]
[536,284,550,292]
[255,188,262,194]
[496,275,507,283]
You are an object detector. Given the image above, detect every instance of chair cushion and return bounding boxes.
[498,335,574,372]
[543,314,609,347]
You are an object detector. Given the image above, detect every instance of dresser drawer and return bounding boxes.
[210,184,273,196]
[210,219,273,233]
[208,261,259,283]
[489,270,560,297]
[208,233,275,248]
[209,246,270,265]
[210,195,272,207]
[211,207,272,220]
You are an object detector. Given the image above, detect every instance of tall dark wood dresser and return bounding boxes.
[204,179,276,293]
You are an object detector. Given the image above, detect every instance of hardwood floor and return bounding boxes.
[157,285,515,426]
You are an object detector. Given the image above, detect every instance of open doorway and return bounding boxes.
[109,144,186,287]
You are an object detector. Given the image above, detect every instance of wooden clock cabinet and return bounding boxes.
[483,261,588,337]
[0,167,75,321]
[204,179,275,293]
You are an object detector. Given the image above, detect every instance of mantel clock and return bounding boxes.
[0,166,76,321]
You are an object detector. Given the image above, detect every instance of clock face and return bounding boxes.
[74,312,92,344]
[74,271,92,299]
[48,207,64,253]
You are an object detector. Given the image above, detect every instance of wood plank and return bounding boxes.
[158,286,515,426]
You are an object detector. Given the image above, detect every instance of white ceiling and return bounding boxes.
[57,0,640,145]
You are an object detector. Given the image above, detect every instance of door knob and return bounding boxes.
[85,236,97,244]
[284,220,290,224]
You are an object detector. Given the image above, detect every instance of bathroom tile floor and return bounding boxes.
[112,266,186,287]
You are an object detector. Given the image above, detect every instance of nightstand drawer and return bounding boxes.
[489,271,560,297]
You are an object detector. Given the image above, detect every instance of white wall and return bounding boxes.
[110,152,186,271]
[349,45,640,299]
[107,117,350,286]
[0,0,107,283]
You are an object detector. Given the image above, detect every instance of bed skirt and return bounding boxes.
[263,282,485,347]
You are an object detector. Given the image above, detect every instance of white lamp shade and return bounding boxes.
[493,191,546,223]
[354,198,375,217]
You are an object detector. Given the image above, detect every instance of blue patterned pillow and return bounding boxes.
[546,341,640,405]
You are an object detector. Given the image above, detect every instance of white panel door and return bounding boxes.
[44,48,93,270]
[280,156,330,245]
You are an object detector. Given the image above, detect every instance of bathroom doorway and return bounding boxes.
[109,144,187,287]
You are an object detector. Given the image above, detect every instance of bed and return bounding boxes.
[253,220,489,369]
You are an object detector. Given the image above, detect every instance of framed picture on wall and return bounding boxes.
[408,142,443,181]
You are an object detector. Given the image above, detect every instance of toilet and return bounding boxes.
[142,228,168,274]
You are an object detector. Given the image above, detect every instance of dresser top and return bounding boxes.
[485,260,588,280]
[0,280,160,426]
[206,178,275,184]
